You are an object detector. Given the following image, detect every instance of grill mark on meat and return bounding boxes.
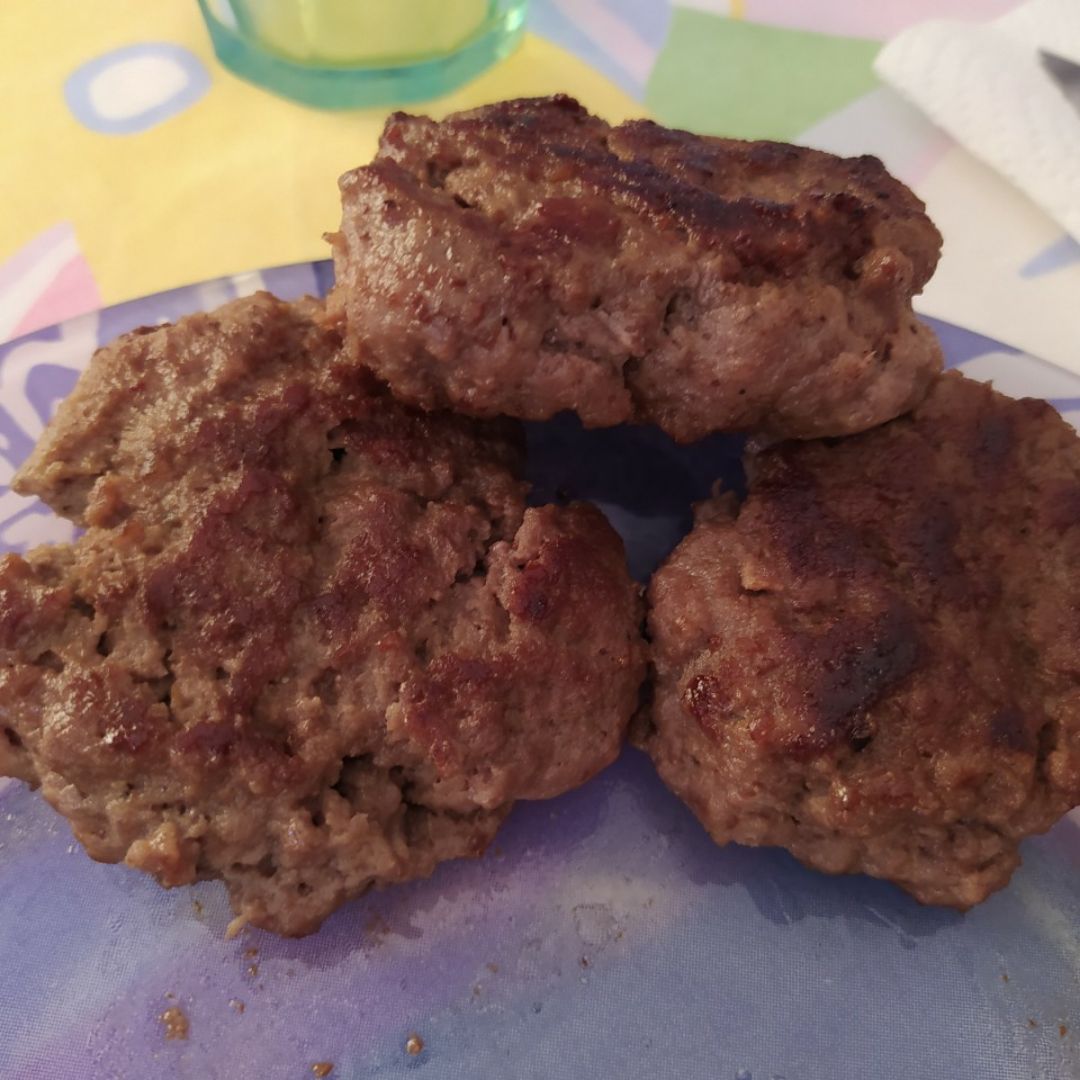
[527,196,621,247]
[973,409,1016,481]
[749,466,863,582]
[989,707,1035,754]
[790,606,920,754]
[901,501,966,598]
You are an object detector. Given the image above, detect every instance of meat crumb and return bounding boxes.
[225,915,249,940]
[363,913,391,942]
[229,998,245,1014]
[312,1064,334,1078]
[159,1006,189,1041]
[405,1034,424,1056]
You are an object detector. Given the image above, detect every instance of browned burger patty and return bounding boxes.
[1,293,645,936]
[328,95,943,444]
[640,372,1080,907]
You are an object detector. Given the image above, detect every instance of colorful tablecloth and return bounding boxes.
[2,1,1078,373]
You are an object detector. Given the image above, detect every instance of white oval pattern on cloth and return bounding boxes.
[64,43,210,136]
[87,53,193,124]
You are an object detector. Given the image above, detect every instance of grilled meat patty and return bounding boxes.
[329,95,943,443]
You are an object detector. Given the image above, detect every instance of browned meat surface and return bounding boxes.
[328,95,943,443]
[2,293,645,936]
[639,372,1080,907]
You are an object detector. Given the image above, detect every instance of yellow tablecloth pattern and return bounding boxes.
[0,1,639,322]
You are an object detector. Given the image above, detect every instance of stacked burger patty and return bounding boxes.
[2,97,1077,935]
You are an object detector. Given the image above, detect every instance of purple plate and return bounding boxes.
[2,263,1079,1080]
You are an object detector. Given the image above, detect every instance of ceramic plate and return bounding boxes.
[2,263,1079,1080]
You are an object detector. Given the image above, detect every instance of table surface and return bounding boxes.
[1,0,1078,373]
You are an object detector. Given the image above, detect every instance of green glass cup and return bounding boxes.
[197,0,529,109]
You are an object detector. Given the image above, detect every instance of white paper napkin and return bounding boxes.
[875,0,1080,244]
